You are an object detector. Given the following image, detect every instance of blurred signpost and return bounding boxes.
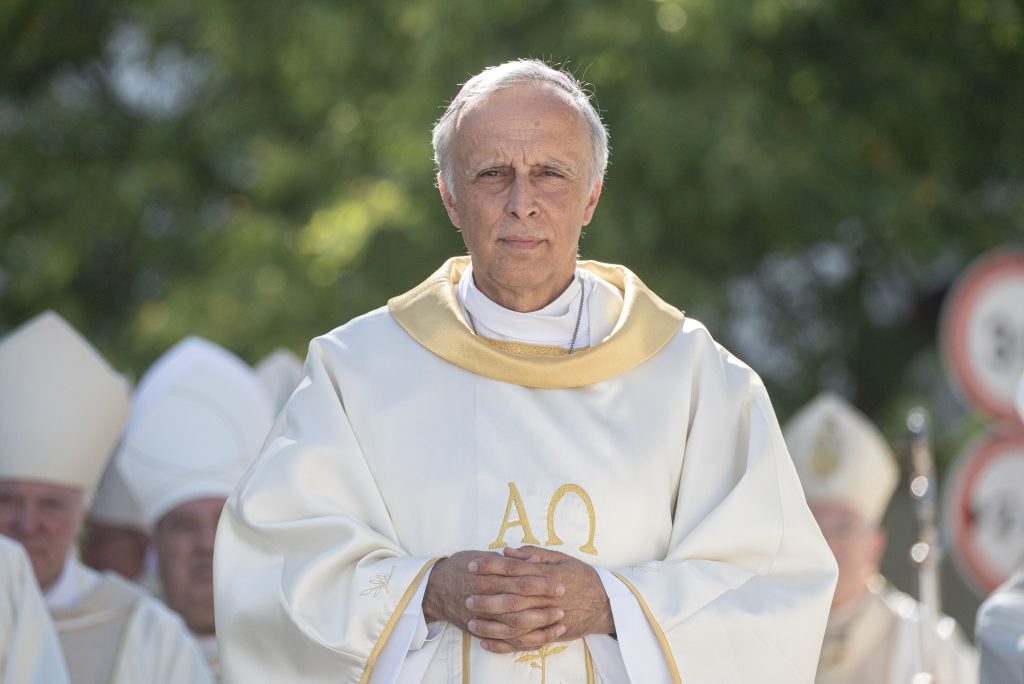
[939,247,1024,596]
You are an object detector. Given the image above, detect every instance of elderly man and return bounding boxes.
[0,535,70,683]
[116,337,275,679]
[785,392,978,684]
[215,59,838,683]
[0,311,213,684]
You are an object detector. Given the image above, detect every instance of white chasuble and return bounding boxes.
[49,559,214,684]
[816,578,978,684]
[215,257,838,684]
[0,537,70,684]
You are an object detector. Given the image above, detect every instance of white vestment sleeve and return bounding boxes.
[592,567,671,684]
[215,336,441,684]
[369,567,445,684]
[603,342,838,684]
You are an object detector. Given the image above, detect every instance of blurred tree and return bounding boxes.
[2,0,1021,637]
[1,0,1021,437]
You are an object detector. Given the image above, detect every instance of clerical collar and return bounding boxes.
[456,263,623,349]
[456,264,588,348]
[45,554,78,609]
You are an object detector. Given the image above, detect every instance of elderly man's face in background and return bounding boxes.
[810,501,886,608]
[0,479,88,590]
[155,496,224,634]
[440,84,602,310]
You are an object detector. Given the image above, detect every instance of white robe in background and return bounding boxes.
[0,536,70,684]
[215,257,838,684]
[48,557,214,684]
[816,577,978,684]
[977,570,1024,684]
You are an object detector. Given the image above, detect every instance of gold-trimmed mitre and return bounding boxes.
[0,311,130,490]
[784,392,898,525]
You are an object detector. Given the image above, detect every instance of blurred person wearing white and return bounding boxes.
[785,392,978,684]
[0,535,70,684]
[255,347,304,414]
[80,457,154,588]
[215,60,838,684]
[0,311,213,684]
[115,337,275,680]
[974,374,1024,684]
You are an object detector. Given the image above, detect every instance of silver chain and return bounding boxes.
[466,275,586,355]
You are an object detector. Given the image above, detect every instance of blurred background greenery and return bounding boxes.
[2,0,1021,630]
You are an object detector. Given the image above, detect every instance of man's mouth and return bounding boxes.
[500,237,543,250]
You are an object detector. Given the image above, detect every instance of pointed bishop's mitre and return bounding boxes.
[255,347,304,414]
[783,392,898,526]
[89,458,148,530]
[0,311,130,490]
[116,337,274,527]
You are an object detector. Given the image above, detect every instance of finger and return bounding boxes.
[470,575,565,599]
[467,609,564,639]
[505,545,567,564]
[502,546,542,563]
[478,624,568,654]
[470,554,549,578]
[467,592,562,616]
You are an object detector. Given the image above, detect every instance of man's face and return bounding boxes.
[440,84,602,311]
[810,501,886,608]
[80,520,150,581]
[0,479,88,590]
[154,497,225,635]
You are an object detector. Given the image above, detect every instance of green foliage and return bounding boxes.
[2,0,1022,440]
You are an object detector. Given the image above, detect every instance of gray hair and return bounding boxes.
[432,59,609,198]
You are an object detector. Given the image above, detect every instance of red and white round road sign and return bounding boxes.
[941,248,1024,422]
[943,428,1024,595]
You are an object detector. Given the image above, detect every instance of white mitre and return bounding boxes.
[784,392,899,526]
[89,458,148,530]
[116,337,274,527]
[255,347,304,413]
[0,311,129,490]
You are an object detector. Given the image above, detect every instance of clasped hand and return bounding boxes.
[422,545,614,653]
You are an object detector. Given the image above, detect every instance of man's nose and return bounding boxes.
[505,175,539,219]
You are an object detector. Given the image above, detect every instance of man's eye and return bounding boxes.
[479,170,500,177]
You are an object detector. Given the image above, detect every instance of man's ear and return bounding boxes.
[438,174,461,228]
[581,179,603,227]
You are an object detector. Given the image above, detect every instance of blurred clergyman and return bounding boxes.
[0,311,213,684]
[974,374,1024,684]
[785,392,978,684]
[255,347,304,414]
[116,337,274,680]
[80,457,153,586]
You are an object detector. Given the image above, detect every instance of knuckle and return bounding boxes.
[504,594,521,611]
[516,578,531,595]
[503,558,519,576]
